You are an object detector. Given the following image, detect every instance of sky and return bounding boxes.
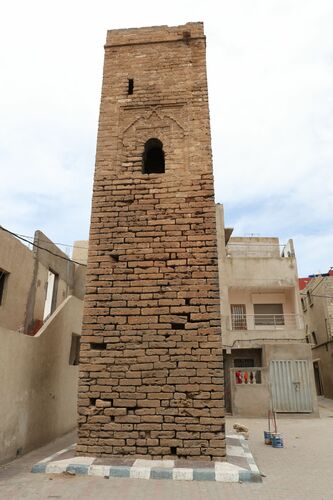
[0,0,332,277]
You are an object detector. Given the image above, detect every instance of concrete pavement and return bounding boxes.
[1,399,333,499]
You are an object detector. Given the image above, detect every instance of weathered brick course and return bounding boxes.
[77,22,225,460]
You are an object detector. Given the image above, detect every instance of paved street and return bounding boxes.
[1,398,333,500]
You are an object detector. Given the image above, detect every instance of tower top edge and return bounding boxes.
[105,22,205,47]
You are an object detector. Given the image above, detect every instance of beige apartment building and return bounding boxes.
[216,205,318,417]
[300,271,333,399]
[0,228,85,334]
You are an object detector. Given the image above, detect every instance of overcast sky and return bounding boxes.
[0,0,332,276]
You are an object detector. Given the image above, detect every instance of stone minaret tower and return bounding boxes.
[77,22,225,461]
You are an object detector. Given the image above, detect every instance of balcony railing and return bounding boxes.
[230,367,265,385]
[227,314,303,331]
[226,239,295,258]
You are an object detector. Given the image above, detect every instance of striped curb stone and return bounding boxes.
[31,434,262,483]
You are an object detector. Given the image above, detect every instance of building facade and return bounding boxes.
[0,228,85,334]
[216,205,318,416]
[77,23,225,460]
[0,229,85,464]
[300,271,333,399]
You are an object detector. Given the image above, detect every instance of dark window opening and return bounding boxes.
[183,31,191,44]
[0,269,8,306]
[171,322,185,330]
[90,342,107,350]
[234,359,255,368]
[69,333,80,365]
[128,78,134,95]
[142,138,165,174]
[307,290,313,307]
[170,446,177,455]
[301,297,307,312]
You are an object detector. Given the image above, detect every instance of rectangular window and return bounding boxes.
[43,269,59,320]
[234,358,254,368]
[0,269,9,306]
[128,78,134,95]
[253,303,284,326]
[311,331,318,345]
[307,290,313,307]
[69,333,80,365]
[231,304,247,330]
[301,297,307,312]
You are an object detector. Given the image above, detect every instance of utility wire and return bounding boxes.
[0,226,87,267]
[11,232,89,251]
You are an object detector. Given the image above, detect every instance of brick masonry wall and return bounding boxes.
[77,22,225,460]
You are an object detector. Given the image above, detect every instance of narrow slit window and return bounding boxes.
[128,78,134,95]
[69,333,80,366]
[142,138,165,174]
[43,269,59,321]
[0,269,8,306]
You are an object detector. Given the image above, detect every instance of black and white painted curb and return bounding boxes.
[32,435,262,483]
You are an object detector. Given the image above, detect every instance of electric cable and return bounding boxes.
[0,226,87,267]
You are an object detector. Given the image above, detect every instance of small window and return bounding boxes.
[311,332,317,344]
[301,297,307,312]
[307,290,313,307]
[128,78,134,95]
[90,342,107,350]
[142,138,165,174]
[231,304,247,330]
[69,333,80,365]
[43,269,59,320]
[0,269,8,306]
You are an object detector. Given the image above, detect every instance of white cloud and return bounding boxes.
[0,0,332,275]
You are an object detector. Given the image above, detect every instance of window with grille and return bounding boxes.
[231,304,247,330]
